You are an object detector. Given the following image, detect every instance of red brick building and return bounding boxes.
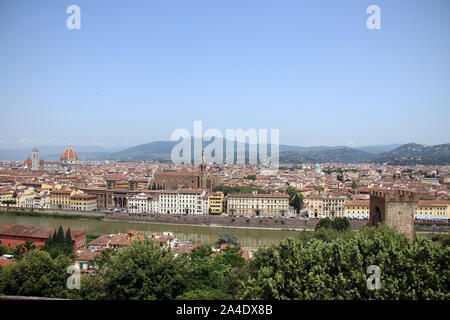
[0,224,86,251]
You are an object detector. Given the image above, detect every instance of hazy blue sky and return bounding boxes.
[0,0,449,149]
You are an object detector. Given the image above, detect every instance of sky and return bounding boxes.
[0,0,449,149]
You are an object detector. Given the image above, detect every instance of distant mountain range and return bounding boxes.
[0,142,449,165]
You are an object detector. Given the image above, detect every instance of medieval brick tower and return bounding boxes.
[32,148,39,171]
[369,189,418,241]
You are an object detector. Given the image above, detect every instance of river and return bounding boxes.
[0,215,301,248]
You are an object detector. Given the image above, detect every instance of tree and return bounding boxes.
[351,181,358,189]
[315,217,333,231]
[0,250,72,298]
[0,244,9,256]
[293,194,303,214]
[332,217,350,232]
[2,199,16,210]
[102,239,189,299]
[13,240,36,257]
[56,226,65,243]
[180,245,247,299]
[216,233,240,248]
[65,228,73,247]
[44,226,74,258]
[243,226,450,300]
[315,217,350,232]
[176,288,232,300]
[286,187,303,213]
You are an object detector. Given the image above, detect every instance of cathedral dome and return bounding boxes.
[60,144,79,162]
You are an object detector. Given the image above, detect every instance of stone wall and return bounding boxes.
[105,213,369,230]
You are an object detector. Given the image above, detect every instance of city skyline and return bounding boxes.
[1,0,449,149]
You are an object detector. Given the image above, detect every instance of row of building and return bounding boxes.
[307,195,450,222]
[128,190,292,217]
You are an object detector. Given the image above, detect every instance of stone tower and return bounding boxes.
[199,147,207,189]
[369,189,418,241]
[32,148,39,171]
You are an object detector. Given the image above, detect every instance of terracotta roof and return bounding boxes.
[155,171,199,177]
[0,223,85,239]
[60,144,79,161]
[418,200,450,207]
[75,250,101,261]
[346,200,370,206]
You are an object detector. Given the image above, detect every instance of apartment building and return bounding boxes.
[71,194,98,211]
[226,193,290,217]
[307,195,346,218]
[159,189,209,215]
[208,192,224,214]
[50,190,72,209]
[415,200,449,222]
[128,193,159,214]
[344,200,370,220]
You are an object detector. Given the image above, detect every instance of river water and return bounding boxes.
[0,215,300,248]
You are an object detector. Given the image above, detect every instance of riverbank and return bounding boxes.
[1,207,448,233]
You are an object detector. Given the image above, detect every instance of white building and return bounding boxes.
[128,193,159,214]
[307,195,347,218]
[159,189,208,215]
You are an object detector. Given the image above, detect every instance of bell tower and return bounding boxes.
[32,148,39,171]
[199,147,207,189]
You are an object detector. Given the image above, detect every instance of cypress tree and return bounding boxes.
[65,228,73,246]
[56,226,65,244]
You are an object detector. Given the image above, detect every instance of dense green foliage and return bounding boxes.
[1,226,448,300]
[315,217,350,232]
[44,226,75,258]
[213,185,268,195]
[101,240,189,299]
[243,226,450,299]
[285,186,303,213]
[179,246,247,300]
[0,250,72,298]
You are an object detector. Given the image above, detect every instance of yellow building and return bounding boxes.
[0,191,14,203]
[208,192,224,214]
[70,194,98,211]
[344,200,370,219]
[307,195,323,218]
[415,200,449,222]
[227,193,290,217]
[50,190,72,210]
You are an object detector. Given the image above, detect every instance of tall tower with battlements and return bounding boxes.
[369,189,418,241]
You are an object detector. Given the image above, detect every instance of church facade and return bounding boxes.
[152,149,217,191]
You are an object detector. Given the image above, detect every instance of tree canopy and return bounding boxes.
[243,226,450,300]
